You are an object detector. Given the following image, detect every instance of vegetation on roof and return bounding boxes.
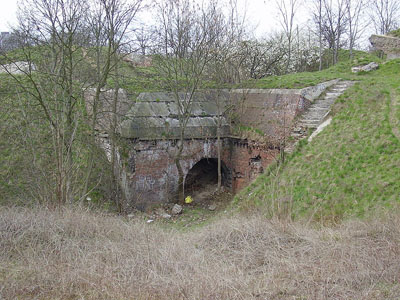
[388,28,400,38]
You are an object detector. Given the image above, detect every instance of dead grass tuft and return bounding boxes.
[1,206,400,299]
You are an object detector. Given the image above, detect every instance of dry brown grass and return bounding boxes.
[1,206,400,299]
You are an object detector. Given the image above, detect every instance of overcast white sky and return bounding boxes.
[0,0,18,32]
[0,0,312,36]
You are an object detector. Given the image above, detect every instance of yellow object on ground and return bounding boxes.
[185,196,193,204]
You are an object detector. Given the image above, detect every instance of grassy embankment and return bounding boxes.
[237,57,400,222]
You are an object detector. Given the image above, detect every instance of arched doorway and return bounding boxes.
[184,158,231,197]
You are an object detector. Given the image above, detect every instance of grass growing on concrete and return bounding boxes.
[238,59,400,222]
[388,28,400,38]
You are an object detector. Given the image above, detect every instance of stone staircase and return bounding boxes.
[285,80,354,153]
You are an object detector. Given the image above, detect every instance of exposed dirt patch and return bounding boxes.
[140,183,234,228]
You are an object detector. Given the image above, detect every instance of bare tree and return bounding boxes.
[369,0,400,35]
[275,0,301,73]
[222,0,252,82]
[292,27,320,72]
[311,0,363,66]
[320,0,347,65]
[345,0,367,59]
[237,36,287,79]
[2,0,142,207]
[84,0,143,210]
[154,0,222,203]
[134,25,156,55]
[3,0,92,205]
[204,0,252,192]
[318,0,323,70]
[311,0,324,70]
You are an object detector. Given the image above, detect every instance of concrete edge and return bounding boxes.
[300,79,341,102]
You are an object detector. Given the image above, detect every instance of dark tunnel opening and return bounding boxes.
[184,158,231,196]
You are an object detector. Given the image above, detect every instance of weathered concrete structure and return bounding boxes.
[115,90,277,209]
[87,79,345,210]
[231,79,339,142]
[370,34,400,60]
[107,80,340,209]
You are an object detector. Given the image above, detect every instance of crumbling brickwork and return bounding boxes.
[125,138,278,210]
[223,139,278,191]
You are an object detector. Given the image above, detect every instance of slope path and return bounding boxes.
[285,80,354,153]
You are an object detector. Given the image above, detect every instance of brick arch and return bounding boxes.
[183,157,232,196]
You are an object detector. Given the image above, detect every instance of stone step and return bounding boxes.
[312,103,333,107]
[329,88,347,93]
[304,108,329,113]
[316,100,334,104]
[329,88,347,92]
[325,92,342,97]
[300,118,321,122]
[316,99,335,102]
[320,96,337,100]
[305,109,329,114]
[303,114,328,120]
[299,124,319,129]
[315,99,335,103]
[293,128,304,133]
[300,119,320,123]
[308,107,329,111]
[299,122,320,127]
[314,105,333,109]
[287,80,354,150]
[324,94,343,99]
[332,84,350,88]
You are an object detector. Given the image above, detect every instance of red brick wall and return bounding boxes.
[222,139,278,192]
[127,138,278,209]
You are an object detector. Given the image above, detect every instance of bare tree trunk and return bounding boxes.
[175,139,185,204]
[111,55,121,212]
[217,128,222,191]
[318,0,323,71]
[280,104,287,164]
[276,0,299,74]
[154,0,223,203]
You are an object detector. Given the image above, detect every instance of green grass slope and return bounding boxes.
[238,58,400,223]
[241,50,382,89]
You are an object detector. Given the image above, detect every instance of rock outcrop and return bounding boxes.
[351,62,379,73]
